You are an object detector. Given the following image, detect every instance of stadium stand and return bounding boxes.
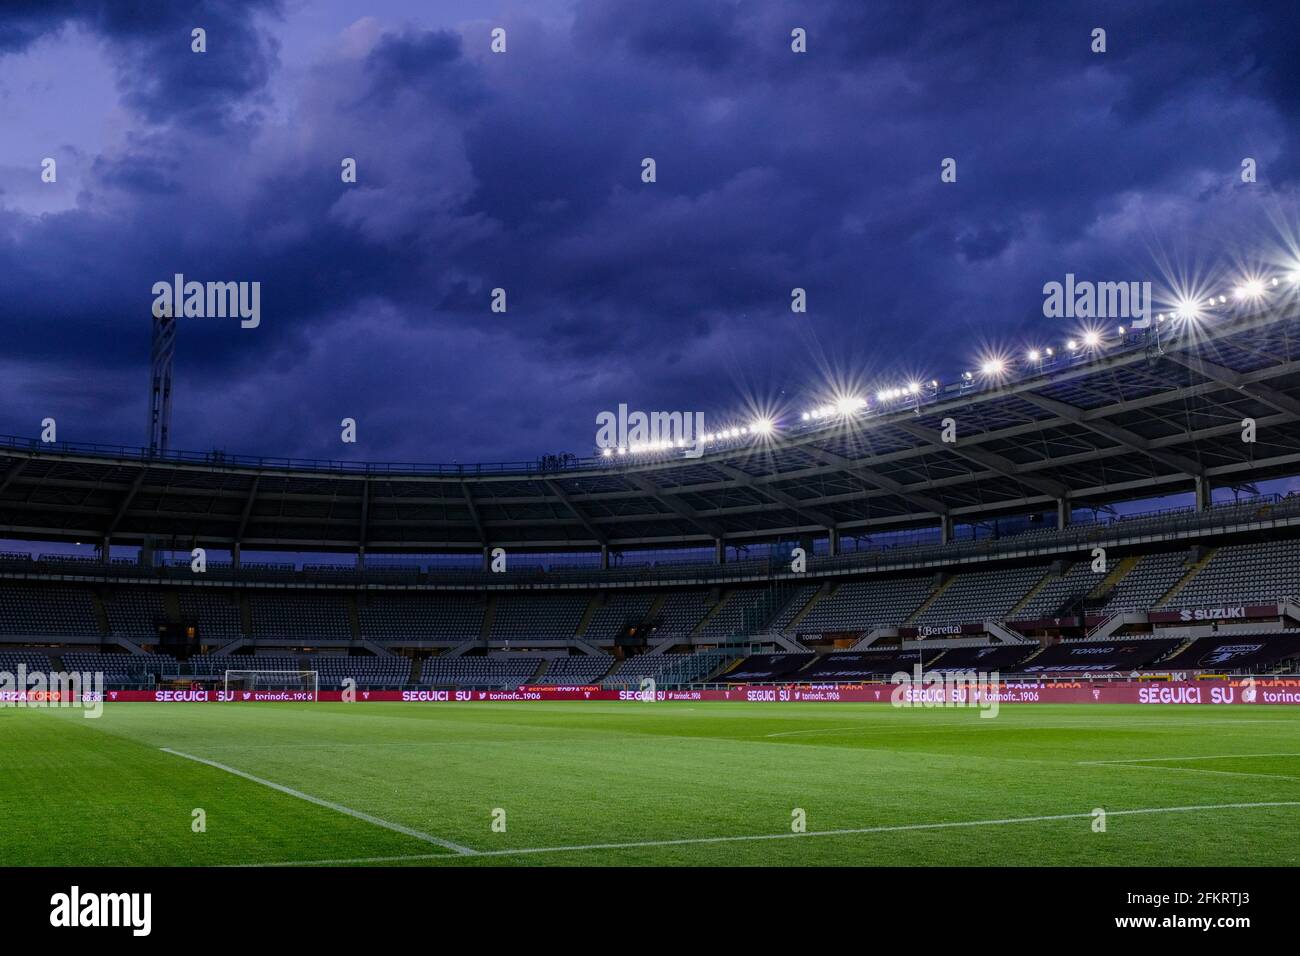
[248,593,351,639]
[1147,633,1300,673]
[490,593,589,641]
[311,654,414,688]
[1104,550,1190,611]
[912,564,1049,626]
[922,645,1038,672]
[103,589,168,638]
[534,655,614,685]
[601,652,725,689]
[358,592,485,641]
[648,591,713,636]
[795,576,935,634]
[582,592,655,640]
[798,651,926,680]
[1019,639,1183,674]
[1164,539,1300,608]
[62,651,170,683]
[768,584,820,634]
[419,655,541,688]
[0,585,99,636]
[720,653,814,682]
[178,591,244,639]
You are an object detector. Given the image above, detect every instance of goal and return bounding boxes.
[223,670,319,700]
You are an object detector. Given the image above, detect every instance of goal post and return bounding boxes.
[223,670,319,700]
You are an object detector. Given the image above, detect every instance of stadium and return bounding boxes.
[8,2,1300,936]
[4,285,1300,872]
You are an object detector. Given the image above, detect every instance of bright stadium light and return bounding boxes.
[1027,349,1040,362]
[752,417,774,435]
[1066,339,1078,351]
[1083,331,1100,348]
[1234,279,1266,300]
[980,358,1004,375]
[601,447,612,457]
[907,381,920,394]
[835,395,866,416]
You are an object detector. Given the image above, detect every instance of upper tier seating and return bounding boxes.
[0,585,98,636]
[648,591,713,636]
[490,594,589,641]
[795,576,935,634]
[582,592,655,640]
[912,564,1049,626]
[769,584,819,634]
[1103,551,1188,610]
[248,593,351,639]
[103,589,168,638]
[358,593,484,641]
[697,588,771,638]
[178,591,244,639]
[1015,562,1101,618]
[1167,539,1300,608]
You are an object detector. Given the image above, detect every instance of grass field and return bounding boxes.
[4,701,1300,866]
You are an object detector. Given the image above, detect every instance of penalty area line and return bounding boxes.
[244,800,1300,867]
[159,747,476,856]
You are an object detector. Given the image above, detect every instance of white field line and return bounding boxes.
[1078,753,1300,782]
[243,800,1300,867]
[1080,753,1300,763]
[160,747,476,856]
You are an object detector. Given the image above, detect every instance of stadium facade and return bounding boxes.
[4,292,1300,688]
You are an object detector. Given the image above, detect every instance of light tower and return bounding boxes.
[147,303,176,455]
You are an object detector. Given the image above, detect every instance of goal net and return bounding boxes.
[224,670,319,700]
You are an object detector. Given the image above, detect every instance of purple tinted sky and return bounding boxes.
[1,0,1299,465]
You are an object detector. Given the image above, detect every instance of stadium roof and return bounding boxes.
[3,300,1300,553]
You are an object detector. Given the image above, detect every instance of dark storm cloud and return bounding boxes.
[0,1,282,127]
[0,0,1298,463]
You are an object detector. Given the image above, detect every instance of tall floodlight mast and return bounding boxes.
[147,304,176,456]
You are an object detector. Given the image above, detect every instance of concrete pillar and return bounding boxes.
[715,538,726,564]
[101,536,111,564]
[482,546,492,571]
[940,515,954,545]
[356,547,366,571]
[827,528,840,557]
[1194,475,1211,512]
[600,544,609,570]
[231,543,241,570]
[1056,498,1070,531]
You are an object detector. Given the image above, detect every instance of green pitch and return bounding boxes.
[4,702,1299,866]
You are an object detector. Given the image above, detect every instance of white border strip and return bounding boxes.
[160,748,476,856]
[243,800,1300,867]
